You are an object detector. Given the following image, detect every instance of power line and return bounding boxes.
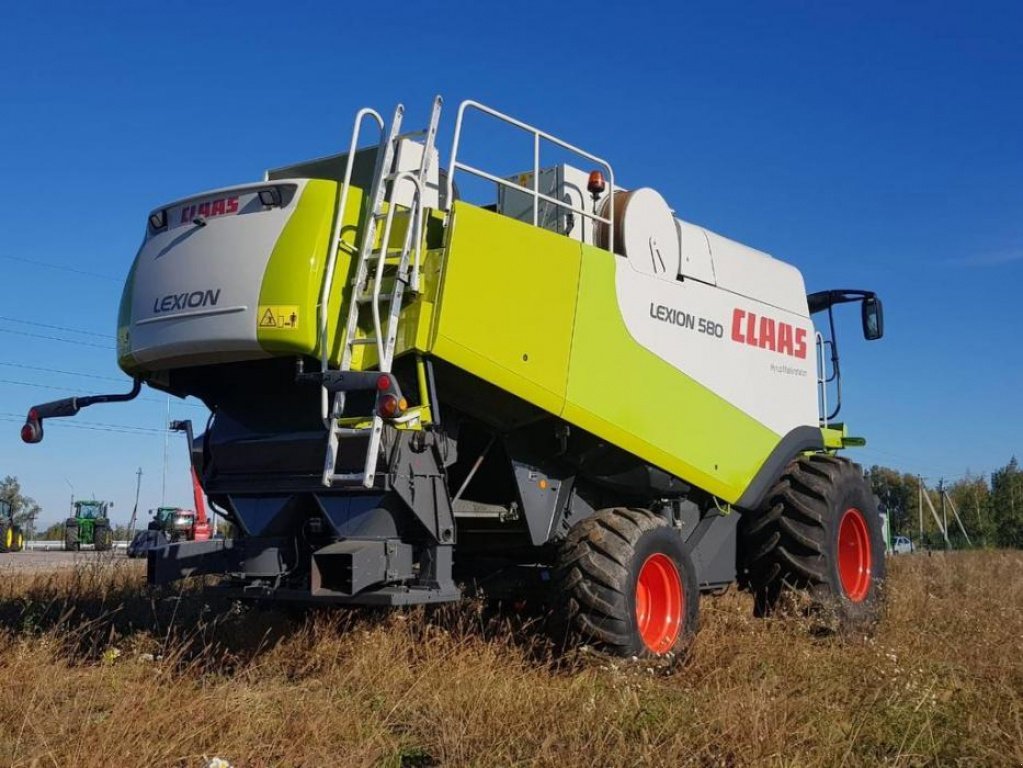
[0,414,164,436]
[0,254,120,282]
[0,377,207,410]
[0,316,112,340]
[0,327,115,350]
[0,361,126,383]
[0,419,156,437]
[859,447,998,484]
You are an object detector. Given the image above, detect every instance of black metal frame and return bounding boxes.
[806,289,881,422]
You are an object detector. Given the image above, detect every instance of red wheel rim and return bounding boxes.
[837,508,872,602]
[634,553,683,654]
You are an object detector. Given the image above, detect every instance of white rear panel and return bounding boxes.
[128,180,308,367]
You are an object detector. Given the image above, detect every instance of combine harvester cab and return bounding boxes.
[23,96,887,656]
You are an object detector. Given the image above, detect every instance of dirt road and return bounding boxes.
[0,549,130,574]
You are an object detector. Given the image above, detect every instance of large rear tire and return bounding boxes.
[64,520,80,552]
[11,527,24,553]
[551,507,699,658]
[0,519,11,553]
[741,454,886,632]
[93,523,113,552]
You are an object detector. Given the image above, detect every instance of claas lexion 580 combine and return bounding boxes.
[22,97,886,656]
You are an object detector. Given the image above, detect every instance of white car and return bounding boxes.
[891,535,914,555]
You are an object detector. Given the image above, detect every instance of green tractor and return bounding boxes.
[0,499,26,553]
[64,499,114,552]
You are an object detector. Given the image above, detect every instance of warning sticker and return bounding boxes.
[257,305,300,330]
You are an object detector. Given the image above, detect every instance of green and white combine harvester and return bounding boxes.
[64,499,114,551]
[22,97,885,656]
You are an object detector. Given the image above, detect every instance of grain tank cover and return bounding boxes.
[118,177,338,372]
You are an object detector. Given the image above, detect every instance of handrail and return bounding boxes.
[371,171,423,367]
[318,107,384,423]
[446,99,616,249]
[815,331,828,427]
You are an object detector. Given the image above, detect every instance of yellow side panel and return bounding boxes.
[257,181,364,360]
[431,203,581,415]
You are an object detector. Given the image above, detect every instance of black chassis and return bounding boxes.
[149,415,744,607]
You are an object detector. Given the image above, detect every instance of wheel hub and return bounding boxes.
[837,507,872,602]
[634,553,683,654]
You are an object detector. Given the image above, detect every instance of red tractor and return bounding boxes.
[128,420,211,557]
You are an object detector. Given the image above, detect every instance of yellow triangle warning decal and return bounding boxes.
[257,305,299,330]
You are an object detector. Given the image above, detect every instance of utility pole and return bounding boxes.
[921,482,951,550]
[943,489,972,547]
[127,467,143,541]
[918,477,924,546]
[161,396,170,506]
[939,478,949,548]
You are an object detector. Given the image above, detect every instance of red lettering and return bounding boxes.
[759,316,776,350]
[794,328,808,359]
[731,308,745,342]
[211,198,226,216]
[198,201,211,217]
[746,312,759,346]
[778,323,794,356]
[226,196,239,214]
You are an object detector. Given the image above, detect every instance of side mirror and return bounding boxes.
[862,296,884,340]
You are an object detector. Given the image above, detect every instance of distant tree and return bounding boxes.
[40,522,65,541]
[990,457,1023,548]
[868,466,919,537]
[948,474,993,547]
[0,475,42,536]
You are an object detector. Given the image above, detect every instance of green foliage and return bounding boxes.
[868,466,920,537]
[40,523,65,541]
[0,475,42,533]
[869,457,1023,549]
[990,457,1023,548]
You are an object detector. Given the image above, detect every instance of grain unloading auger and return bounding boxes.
[22,96,887,656]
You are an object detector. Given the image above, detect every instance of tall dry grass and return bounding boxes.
[0,551,1020,767]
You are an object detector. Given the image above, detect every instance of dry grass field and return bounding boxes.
[0,551,1020,767]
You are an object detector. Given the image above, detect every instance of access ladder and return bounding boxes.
[317,96,442,488]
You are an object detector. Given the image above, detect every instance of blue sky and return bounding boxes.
[1,1,1020,526]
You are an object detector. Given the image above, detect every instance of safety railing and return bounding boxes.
[370,170,423,367]
[317,108,385,422]
[815,332,829,427]
[445,99,616,250]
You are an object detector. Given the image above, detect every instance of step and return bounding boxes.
[328,472,367,484]
[355,290,401,304]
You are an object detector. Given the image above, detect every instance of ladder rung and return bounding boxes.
[348,337,378,346]
[356,291,400,304]
[329,472,366,483]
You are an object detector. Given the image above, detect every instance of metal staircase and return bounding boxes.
[318,96,442,488]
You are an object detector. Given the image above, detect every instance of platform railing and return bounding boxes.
[317,108,385,423]
[445,99,616,249]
